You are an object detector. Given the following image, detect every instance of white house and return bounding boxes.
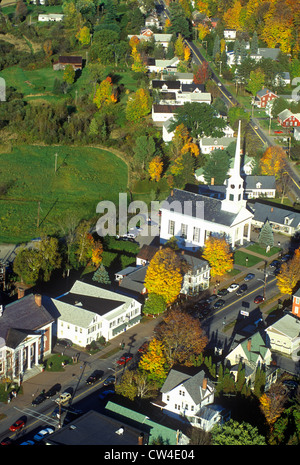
[224,29,237,40]
[51,280,142,346]
[38,14,64,22]
[265,314,300,356]
[250,202,300,236]
[244,175,276,199]
[128,32,172,49]
[160,121,253,249]
[199,136,236,155]
[146,57,180,73]
[153,369,230,431]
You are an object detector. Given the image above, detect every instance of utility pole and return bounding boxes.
[37,201,40,229]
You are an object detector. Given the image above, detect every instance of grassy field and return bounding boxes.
[0,145,128,243]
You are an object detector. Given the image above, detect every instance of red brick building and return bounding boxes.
[292,288,300,318]
[255,88,278,108]
[277,109,300,128]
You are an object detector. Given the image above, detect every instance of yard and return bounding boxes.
[0,145,128,243]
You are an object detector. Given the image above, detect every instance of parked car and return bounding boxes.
[213,299,225,309]
[9,419,25,432]
[55,392,72,405]
[270,260,280,268]
[32,392,46,406]
[33,427,54,442]
[227,283,239,293]
[254,295,264,304]
[103,375,115,386]
[1,437,13,445]
[236,284,248,296]
[20,440,35,445]
[99,389,115,400]
[86,371,103,385]
[56,338,72,348]
[116,354,133,365]
[206,294,218,303]
[274,130,283,134]
[281,254,291,262]
[218,288,229,296]
[244,273,255,281]
[45,384,61,398]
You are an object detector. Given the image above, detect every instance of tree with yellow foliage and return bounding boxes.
[148,156,163,182]
[276,248,300,295]
[76,26,91,46]
[125,88,152,122]
[260,146,286,180]
[223,0,243,30]
[139,338,169,384]
[131,47,147,74]
[144,247,183,304]
[202,236,233,277]
[198,23,210,42]
[184,45,191,62]
[174,34,185,59]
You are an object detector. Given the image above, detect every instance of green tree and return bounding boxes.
[92,264,111,285]
[63,65,75,85]
[246,69,265,97]
[125,88,152,122]
[203,149,231,185]
[167,2,191,38]
[133,135,156,172]
[211,419,267,445]
[169,102,226,139]
[13,247,41,285]
[250,31,258,54]
[258,220,274,249]
[143,293,166,316]
[38,236,62,282]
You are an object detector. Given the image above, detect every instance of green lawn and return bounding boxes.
[234,250,263,267]
[0,145,128,243]
[245,244,281,257]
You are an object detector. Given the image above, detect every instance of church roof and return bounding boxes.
[162,188,240,227]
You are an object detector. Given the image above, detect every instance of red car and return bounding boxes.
[254,295,264,304]
[274,130,283,134]
[9,420,25,432]
[116,355,133,365]
[138,342,149,353]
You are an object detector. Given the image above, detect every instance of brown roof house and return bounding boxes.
[0,291,54,383]
[53,56,83,71]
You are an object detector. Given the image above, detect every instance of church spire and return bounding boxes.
[221,120,246,213]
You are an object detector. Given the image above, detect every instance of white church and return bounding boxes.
[159,121,254,250]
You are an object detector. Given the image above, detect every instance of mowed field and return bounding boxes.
[0,145,128,243]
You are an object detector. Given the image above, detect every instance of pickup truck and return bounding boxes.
[55,392,72,405]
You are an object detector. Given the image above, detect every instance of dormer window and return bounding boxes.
[256,182,262,189]
[284,217,291,225]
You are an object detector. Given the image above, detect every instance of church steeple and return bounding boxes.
[221,120,246,213]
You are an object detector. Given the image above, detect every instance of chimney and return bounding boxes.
[18,288,25,299]
[202,377,207,390]
[170,189,174,196]
[247,338,252,352]
[138,433,144,445]
[211,177,214,185]
[35,294,42,307]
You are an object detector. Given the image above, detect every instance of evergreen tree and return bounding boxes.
[233,39,241,65]
[253,365,266,398]
[92,264,111,285]
[258,220,274,249]
[203,149,231,185]
[251,31,258,54]
[212,34,220,60]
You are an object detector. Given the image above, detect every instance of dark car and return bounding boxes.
[138,342,149,353]
[213,299,225,309]
[56,338,72,348]
[217,288,229,297]
[99,389,115,400]
[244,273,255,281]
[103,375,116,386]
[1,437,13,445]
[32,392,46,406]
[281,254,291,262]
[86,371,103,385]
[45,384,61,398]
[270,260,280,268]
[254,295,264,304]
[236,284,248,296]
[206,294,218,303]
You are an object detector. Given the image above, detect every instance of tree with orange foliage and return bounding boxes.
[202,236,233,277]
[193,62,209,85]
[260,146,286,179]
[91,240,103,267]
[148,156,163,182]
[144,247,183,304]
[155,309,208,366]
[276,248,300,295]
[93,77,117,109]
[184,45,191,62]
[129,35,140,49]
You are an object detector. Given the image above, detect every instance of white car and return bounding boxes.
[55,392,72,405]
[33,427,54,442]
[227,283,239,293]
